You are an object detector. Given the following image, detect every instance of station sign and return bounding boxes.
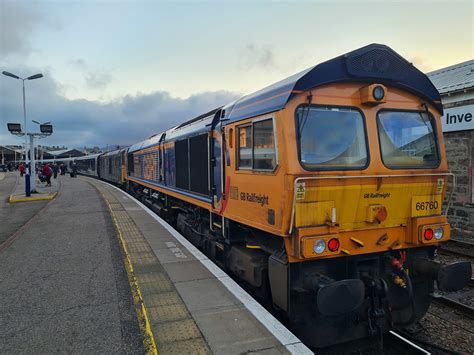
[441,104,474,132]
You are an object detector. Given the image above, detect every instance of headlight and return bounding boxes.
[373,85,385,101]
[434,227,444,240]
[313,239,326,254]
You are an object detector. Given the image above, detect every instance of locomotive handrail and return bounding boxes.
[288,172,456,234]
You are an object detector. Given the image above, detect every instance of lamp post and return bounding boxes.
[2,71,43,193]
[31,120,51,191]
[7,122,53,196]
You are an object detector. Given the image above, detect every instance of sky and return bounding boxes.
[0,0,473,148]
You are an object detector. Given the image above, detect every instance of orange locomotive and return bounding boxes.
[105,44,471,349]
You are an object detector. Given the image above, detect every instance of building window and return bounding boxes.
[237,118,276,170]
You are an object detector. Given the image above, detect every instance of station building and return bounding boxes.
[428,59,474,238]
[0,146,85,164]
[0,145,22,164]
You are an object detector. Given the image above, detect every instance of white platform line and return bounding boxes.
[103,181,313,355]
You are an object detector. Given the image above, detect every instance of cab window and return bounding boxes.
[238,125,252,168]
[237,118,276,170]
[296,106,368,170]
[377,110,439,168]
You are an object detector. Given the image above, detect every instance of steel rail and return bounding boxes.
[438,240,474,259]
[288,172,456,234]
[432,294,474,319]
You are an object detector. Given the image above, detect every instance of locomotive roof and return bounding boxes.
[222,43,443,122]
[101,147,128,157]
[128,43,442,154]
[128,113,214,153]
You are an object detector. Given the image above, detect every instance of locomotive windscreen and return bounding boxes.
[297,106,368,170]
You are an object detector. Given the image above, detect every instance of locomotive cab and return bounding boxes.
[268,52,472,348]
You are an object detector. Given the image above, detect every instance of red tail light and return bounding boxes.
[328,238,340,252]
[424,228,434,241]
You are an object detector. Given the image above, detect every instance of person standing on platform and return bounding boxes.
[42,163,53,187]
[53,164,58,179]
[19,163,25,177]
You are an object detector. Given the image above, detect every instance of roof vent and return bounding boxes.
[345,46,409,80]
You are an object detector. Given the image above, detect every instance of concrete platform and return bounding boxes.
[0,171,55,246]
[8,171,60,203]
[0,172,311,354]
[0,175,144,353]
[84,177,312,354]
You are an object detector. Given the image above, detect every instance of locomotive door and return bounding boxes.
[210,119,227,235]
[210,124,223,208]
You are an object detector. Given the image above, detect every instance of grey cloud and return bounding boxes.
[0,1,45,57]
[240,43,278,70]
[70,59,88,70]
[0,67,240,148]
[70,58,113,89]
[84,71,113,89]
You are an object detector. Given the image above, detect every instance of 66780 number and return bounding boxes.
[415,201,439,211]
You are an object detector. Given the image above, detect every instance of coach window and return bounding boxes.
[237,118,276,171]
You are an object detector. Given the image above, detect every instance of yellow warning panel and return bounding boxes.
[295,200,335,227]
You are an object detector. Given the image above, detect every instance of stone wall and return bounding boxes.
[443,130,474,237]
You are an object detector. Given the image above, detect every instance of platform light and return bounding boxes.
[27,73,44,80]
[314,239,326,254]
[7,123,22,134]
[434,227,444,240]
[40,124,53,134]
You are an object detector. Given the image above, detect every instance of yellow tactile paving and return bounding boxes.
[147,304,189,324]
[158,338,210,355]
[153,319,202,343]
[84,179,211,354]
[145,292,183,308]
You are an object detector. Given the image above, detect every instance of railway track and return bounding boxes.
[432,292,474,319]
[438,240,474,259]
[384,331,431,354]
[435,240,474,321]
[385,330,464,354]
[431,277,474,320]
[390,330,461,354]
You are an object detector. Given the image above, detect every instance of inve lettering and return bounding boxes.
[446,112,473,125]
